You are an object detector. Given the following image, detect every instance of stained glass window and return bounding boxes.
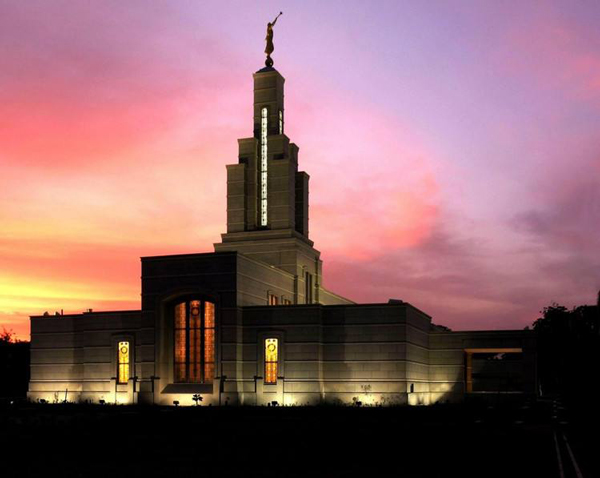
[189,300,201,382]
[174,302,187,382]
[204,301,215,383]
[265,338,278,384]
[117,341,130,384]
[174,300,215,384]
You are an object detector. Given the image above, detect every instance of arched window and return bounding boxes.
[174,300,215,384]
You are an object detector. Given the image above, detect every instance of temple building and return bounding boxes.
[28,58,536,406]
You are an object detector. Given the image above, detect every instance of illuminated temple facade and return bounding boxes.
[28,65,536,406]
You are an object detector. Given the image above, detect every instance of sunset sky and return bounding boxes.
[1,1,599,340]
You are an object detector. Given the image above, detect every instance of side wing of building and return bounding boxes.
[29,310,143,404]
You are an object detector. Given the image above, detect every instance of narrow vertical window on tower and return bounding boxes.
[279,110,283,134]
[305,272,313,304]
[260,106,268,226]
[265,338,278,384]
[117,341,130,384]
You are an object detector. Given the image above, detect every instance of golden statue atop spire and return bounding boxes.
[265,12,282,67]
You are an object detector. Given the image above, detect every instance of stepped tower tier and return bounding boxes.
[214,66,323,304]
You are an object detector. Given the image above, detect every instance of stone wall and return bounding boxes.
[28,250,538,407]
[28,310,141,404]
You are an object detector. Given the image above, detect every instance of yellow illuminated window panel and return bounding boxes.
[117,341,130,384]
[265,338,278,384]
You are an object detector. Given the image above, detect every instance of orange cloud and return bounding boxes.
[0,3,446,339]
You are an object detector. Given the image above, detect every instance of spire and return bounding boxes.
[215,61,312,254]
[214,22,323,302]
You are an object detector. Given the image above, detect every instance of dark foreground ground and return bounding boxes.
[0,397,596,478]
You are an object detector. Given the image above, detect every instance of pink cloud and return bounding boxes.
[286,87,441,260]
[0,2,445,339]
[500,17,600,104]
[2,1,599,340]
[0,1,244,168]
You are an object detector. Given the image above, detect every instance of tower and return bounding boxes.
[214,65,321,304]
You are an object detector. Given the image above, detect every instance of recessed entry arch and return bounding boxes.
[155,290,221,396]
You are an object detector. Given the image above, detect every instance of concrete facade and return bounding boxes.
[28,65,536,406]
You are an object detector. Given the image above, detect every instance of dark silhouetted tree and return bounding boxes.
[1,327,15,343]
[0,328,30,398]
[532,295,600,400]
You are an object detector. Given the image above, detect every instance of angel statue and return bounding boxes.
[265,12,282,67]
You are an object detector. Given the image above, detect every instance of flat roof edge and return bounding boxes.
[30,310,142,319]
[141,251,236,261]
[431,328,534,335]
[240,302,431,316]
